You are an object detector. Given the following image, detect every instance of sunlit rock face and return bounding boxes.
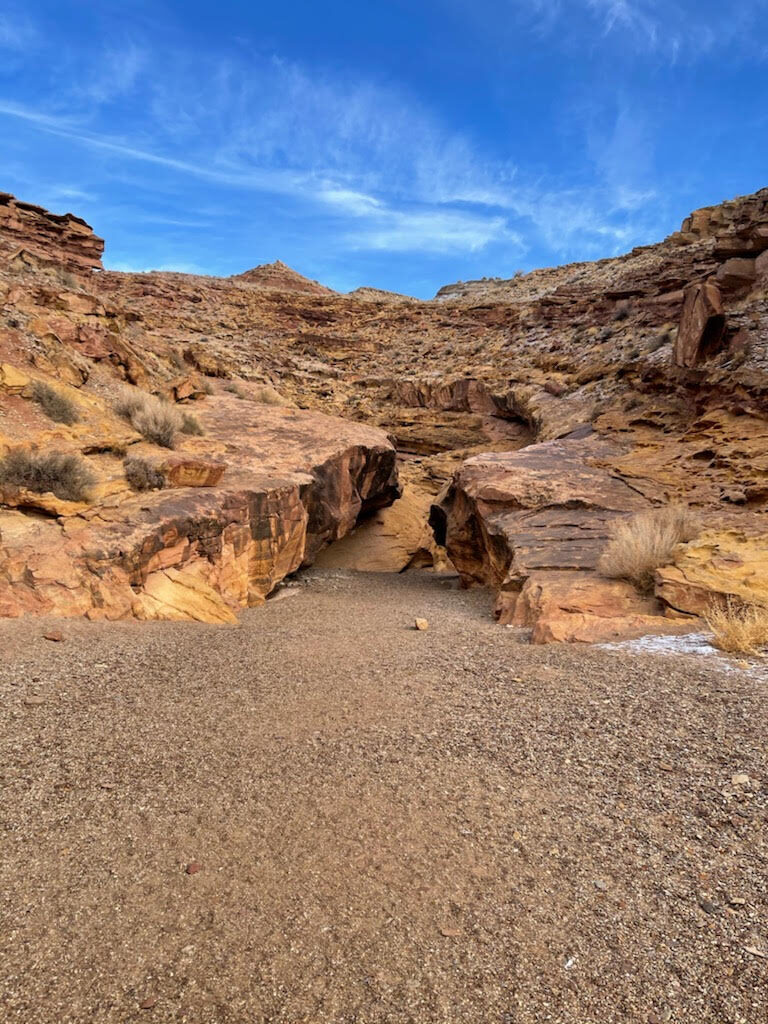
[1,185,767,634]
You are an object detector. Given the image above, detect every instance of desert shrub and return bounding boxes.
[598,505,700,594]
[114,388,182,448]
[707,598,768,656]
[251,384,285,406]
[201,379,214,396]
[169,348,187,371]
[180,412,204,435]
[31,381,80,425]
[124,456,165,492]
[0,448,95,502]
[224,381,246,399]
[613,301,630,322]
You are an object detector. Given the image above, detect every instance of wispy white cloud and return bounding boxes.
[501,0,768,60]
[0,28,667,262]
[348,208,518,254]
[105,259,210,274]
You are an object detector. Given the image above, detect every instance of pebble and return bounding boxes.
[185,861,201,875]
[698,896,717,915]
[414,618,429,631]
[43,630,64,642]
[731,773,751,787]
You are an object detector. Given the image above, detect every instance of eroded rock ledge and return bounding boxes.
[0,401,399,623]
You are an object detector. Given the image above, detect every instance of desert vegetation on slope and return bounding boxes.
[114,388,183,448]
[707,598,768,655]
[0,448,95,502]
[30,380,80,425]
[180,411,204,435]
[598,505,700,594]
[123,456,166,492]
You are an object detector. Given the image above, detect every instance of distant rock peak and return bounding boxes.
[231,260,334,295]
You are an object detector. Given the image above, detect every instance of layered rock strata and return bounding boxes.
[0,398,398,622]
[2,184,768,635]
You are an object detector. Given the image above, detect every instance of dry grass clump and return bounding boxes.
[30,380,80,425]
[598,505,700,594]
[0,448,95,502]
[251,384,286,406]
[224,381,246,399]
[124,456,165,492]
[180,412,204,435]
[707,598,768,656]
[114,388,182,448]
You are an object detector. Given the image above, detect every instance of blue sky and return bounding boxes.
[1,1,767,297]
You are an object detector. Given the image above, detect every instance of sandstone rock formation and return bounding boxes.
[1,184,767,636]
[0,398,398,621]
[231,260,334,295]
[0,192,104,272]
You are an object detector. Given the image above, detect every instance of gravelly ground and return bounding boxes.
[1,569,766,1024]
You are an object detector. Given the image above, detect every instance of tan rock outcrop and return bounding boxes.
[314,481,444,572]
[0,402,399,622]
[655,531,768,615]
[499,572,687,644]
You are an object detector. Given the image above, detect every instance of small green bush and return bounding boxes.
[124,457,165,492]
[0,448,95,502]
[31,381,80,425]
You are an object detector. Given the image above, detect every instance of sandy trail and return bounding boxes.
[1,569,766,1023]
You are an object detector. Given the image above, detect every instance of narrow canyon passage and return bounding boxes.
[1,570,766,1024]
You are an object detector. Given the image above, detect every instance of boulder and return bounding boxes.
[431,438,647,591]
[158,454,227,488]
[674,280,725,367]
[498,571,687,644]
[0,402,400,622]
[715,258,756,293]
[428,438,681,642]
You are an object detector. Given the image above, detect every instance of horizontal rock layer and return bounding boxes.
[0,192,104,272]
[0,401,398,622]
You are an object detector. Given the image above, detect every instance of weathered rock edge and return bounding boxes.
[429,437,695,643]
[0,406,399,623]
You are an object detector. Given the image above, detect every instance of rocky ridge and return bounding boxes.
[1,186,767,634]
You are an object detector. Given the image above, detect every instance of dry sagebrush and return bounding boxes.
[0,448,95,502]
[124,456,166,492]
[598,505,700,594]
[707,598,768,656]
[30,380,80,425]
[114,388,182,448]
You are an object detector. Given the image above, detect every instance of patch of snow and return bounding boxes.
[598,632,767,678]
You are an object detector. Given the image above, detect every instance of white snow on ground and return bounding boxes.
[598,632,768,678]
